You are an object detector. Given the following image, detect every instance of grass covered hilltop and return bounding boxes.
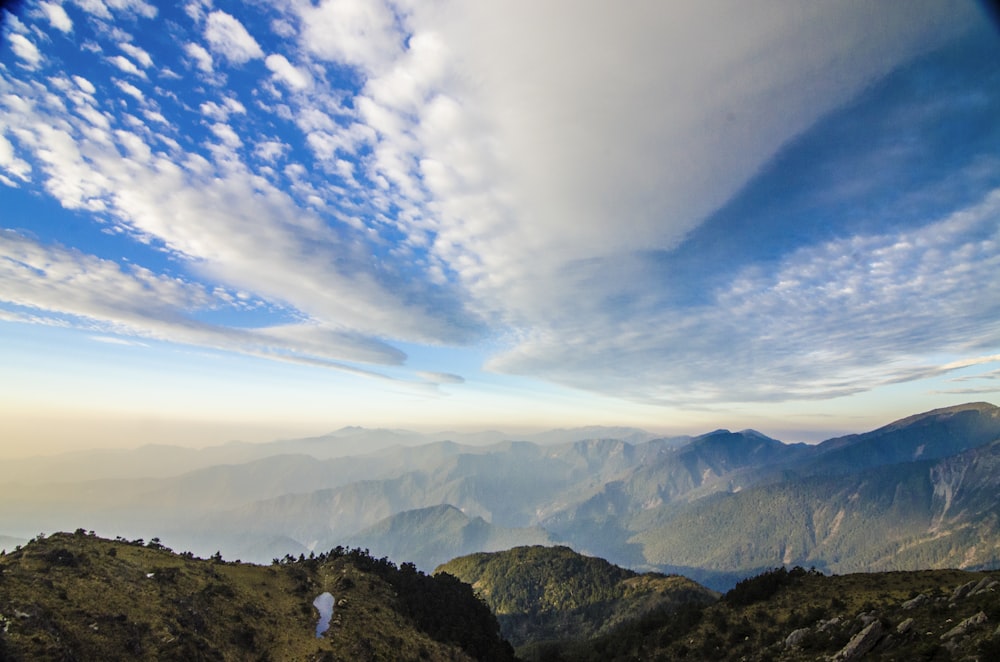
[0,531,515,661]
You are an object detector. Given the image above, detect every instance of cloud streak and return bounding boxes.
[0,231,411,380]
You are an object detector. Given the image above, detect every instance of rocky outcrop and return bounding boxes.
[901,594,927,610]
[830,620,882,662]
[951,580,977,602]
[941,611,988,640]
[784,628,810,648]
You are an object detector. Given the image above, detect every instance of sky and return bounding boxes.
[1,0,999,457]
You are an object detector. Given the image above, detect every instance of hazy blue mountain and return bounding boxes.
[0,425,666,485]
[344,504,554,572]
[633,436,1000,583]
[525,426,671,446]
[802,402,1000,475]
[189,435,700,560]
[0,428,438,484]
[537,430,810,565]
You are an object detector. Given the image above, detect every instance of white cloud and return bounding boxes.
[39,2,74,33]
[119,42,153,68]
[115,79,144,102]
[209,122,241,149]
[107,55,146,78]
[254,140,286,162]
[270,17,296,39]
[9,34,43,69]
[73,75,96,95]
[70,0,111,19]
[297,0,402,73]
[418,371,465,385]
[184,42,214,73]
[88,335,149,346]
[0,133,32,182]
[199,97,245,121]
[265,54,311,90]
[204,11,263,65]
[105,0,157,19]
[144,111,169,126]
[184,0,213,23]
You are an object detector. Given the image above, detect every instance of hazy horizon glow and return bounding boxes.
[2,1,999,457]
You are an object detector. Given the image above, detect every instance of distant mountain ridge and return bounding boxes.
[344,504,554,571]
[0,425,668,484]
[2,403,999,589]
[803,402,1000,475]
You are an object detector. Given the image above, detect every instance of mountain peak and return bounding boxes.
[880,402,998,431]
[810,402,1000,475]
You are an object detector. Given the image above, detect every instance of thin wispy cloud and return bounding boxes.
[0,0,997,436]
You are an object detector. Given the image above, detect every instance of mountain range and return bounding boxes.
[2,402,999,591]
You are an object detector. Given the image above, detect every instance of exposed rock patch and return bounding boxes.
[941,611,988,640]
[830,620,882,662]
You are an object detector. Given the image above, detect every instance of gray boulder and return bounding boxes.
[941,611,988,640]
[830,620,882,662]
[951,580,977,602]
[785,628,810,648]
[896,618,914,635]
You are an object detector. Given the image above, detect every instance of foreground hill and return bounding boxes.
[435,546,718,656]
[5,533,1000,662]
[0,532,516,662]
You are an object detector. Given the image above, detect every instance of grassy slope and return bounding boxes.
[0,531,512,661]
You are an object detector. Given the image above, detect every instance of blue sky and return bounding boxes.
[1,0,999,456]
